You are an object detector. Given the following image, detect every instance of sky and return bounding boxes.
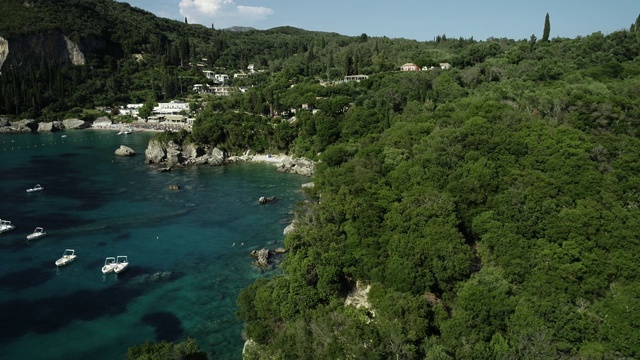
[122,0,640,41]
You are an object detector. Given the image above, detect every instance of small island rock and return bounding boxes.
[115,145,135,156]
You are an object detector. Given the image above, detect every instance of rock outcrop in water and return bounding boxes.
[115,145,135,156]
[276,157,315,176]
[0,119,37,133]
[0,117,89,133]
[144,139,226,167]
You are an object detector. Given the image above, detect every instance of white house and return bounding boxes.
[203,70,216,80]
[153,101,189,115]
[214,74,229,83]
[344,75,368,82]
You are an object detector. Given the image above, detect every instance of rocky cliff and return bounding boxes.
[144,139,226,167]
[0,31,100,70]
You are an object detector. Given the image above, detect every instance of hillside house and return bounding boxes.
[344,75,369,82]
[401,63,420,71]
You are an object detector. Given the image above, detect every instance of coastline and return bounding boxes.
[241,154,291,165]
[90,122,175,133]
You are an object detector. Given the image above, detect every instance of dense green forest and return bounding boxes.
[4,1,640,359]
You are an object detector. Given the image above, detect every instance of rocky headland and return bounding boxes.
[143,138,315,176]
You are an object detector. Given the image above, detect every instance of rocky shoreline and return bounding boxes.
[0,117,91,133]
[144,138,315,176]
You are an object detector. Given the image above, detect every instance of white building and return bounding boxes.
[153,101,190,115]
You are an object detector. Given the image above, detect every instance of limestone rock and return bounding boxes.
[0,36,8,71]
[165,141,183,166]
[62,118,87,129]
[276,157,315,176]
[37,121,62,132]
[258,196,277,204]
[250,248,271,267]
[93,116,112,127]
[145,139,167,164]
[10,119,37,131]
[0,126,31,134]
[181,143,204,162]
[64,36,85,65]
[283,221,297,235]
[206,147,226,165]
[115,145,135,156]
[0,115,9,127]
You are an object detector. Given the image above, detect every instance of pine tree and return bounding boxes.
[542,13,551,42]
[631,14,640,32]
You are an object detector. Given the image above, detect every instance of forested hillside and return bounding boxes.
[233,19,640,360]
[3,1,640,358]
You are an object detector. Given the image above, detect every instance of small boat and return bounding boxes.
[117,128,133,135]
[113,255,129,274]
[0,219,15,234]
[101,257,117,274]
[26,227,46,240]
[26,184,44,193]
[55,249,77,266]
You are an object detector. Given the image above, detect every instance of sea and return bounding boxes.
[0,130,308,360]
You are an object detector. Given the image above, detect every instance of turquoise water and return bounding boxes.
[0,131,307,360]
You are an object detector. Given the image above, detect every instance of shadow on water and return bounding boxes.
[0,265,181,344]
[0,284,145,343]
[141,312,184,342]
[0,262,56,292]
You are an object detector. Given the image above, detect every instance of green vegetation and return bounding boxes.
[127,338,207,360]
[3,1,640,358]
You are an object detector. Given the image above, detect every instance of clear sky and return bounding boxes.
[123,0,639,41]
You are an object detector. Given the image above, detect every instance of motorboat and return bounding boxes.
[26,227,46,240]
[101,257,117,274]
[55,249,77,266]
[0,219,15,234]
[26,184,44,193]
[113,255,129,274]
[117,128,133,135]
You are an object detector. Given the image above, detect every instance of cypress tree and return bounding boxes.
[542,13,551,42]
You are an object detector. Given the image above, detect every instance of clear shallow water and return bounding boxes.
[0,131,307,360]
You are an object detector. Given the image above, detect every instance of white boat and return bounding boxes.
[0,219,15,234]
[26,227,46,240]
[117,128,133,135]
[113,255,129,274]
[101,257,117,274]
[55,249,77,266]
[26,184,44,193]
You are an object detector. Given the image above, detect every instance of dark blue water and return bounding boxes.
[0,130,307,359]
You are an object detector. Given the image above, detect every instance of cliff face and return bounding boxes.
[0,37,8,70]
[0,31,94,70]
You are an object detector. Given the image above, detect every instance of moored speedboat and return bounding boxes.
[26,184,44,193]
[27,227,46,240]
[0,219,15,234]
[55,249,76,266]
[113,255,129,274]
[101,257,117,274]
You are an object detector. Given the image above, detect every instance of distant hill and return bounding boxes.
[224,26,256,32]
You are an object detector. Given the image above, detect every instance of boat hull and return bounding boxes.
[114,263,128,274]
[55,256,76,267]
[101,265,116,274]
[27,233,46,240]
